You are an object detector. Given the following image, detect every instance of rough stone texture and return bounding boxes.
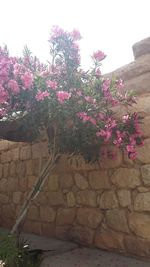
[95,229,124,251]
[117,190,131,207]
[88,171,110,189]
[141,164,150,185]
[48,192,65,206]
[60,174,74,189]
[20,146,31,160]
[66,192,76,207]
[56,208,76,225]
[76,208,103,229]
[141,116,150,137]
[13,192,22,204]
[70,225,94,245]
[129,212,150,239]
[99,191,118,209]
[134,192,150,211]
[133,37,150,59]
[111,168,141,188]
[48,175,59,191]
[74,173,88,190]
[124,235,150,258]
[137,139,150,163]
[106,209,130,233]
[40,207,56,222]
[76,190,97,207]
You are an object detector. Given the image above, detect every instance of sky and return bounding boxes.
[0,0,150,73]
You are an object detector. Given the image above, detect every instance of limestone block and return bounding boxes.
[66,192,76,207]
[12,147,20,161]
[129,212,150,239]
[88,171,110,189]
[77,208,103,229]
[111,168,141,188]
[117,190,131,207]
[0,141,9,151]
[2,204,16,219]
[137,139,150,163]
[76,190,97,207]
[48,192,64,206]
[132,37,150,59]
[141,116,150,137]
[95,230,124,250]
[0,193,9,204]
[124,235,150,257]
[74,173,88,190]
[13,192,22,204]
[0,164,2,178]
[16,161,26,177]
[40,207,56,222]
[56,208,76,225]
[1,151,12,163]
[0,178,7,192]
[27,205,39,220]
[106,209,130,233]
[48,175,59,191]
[10,162,16,176]
[141,164,150,185]
[20,146,31,160]
[68,156,99,171]
[134,192,150,211]
[99,149,122,169]
[7,178,18,192]
[3,163,9,178]
[70,225,94,245]
[99,190,118,209]
[60,174,74,189]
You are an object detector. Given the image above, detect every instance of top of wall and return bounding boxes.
[106,36,150,95]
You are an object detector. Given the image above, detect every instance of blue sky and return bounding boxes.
[0,0,150,73]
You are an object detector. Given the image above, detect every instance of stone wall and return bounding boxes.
[1,37,150,259]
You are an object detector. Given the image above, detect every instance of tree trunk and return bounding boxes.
[11,148,59,235]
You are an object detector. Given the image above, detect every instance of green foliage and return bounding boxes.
[0,233,41,267]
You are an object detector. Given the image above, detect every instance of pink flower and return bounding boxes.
[47,80,57,90]
[35,90,50,101]
[71,29,82,41]
[116,79,124,90]
[129,151,137,160]
[8,79,20,94]
[0,85,8,103]
[126,144,135,153]
[49,25,65,41]
[96,129,112,142]
[57,91,71,104]
[21,72,33,89]
[122,114,130,123]
[92,50,106,62]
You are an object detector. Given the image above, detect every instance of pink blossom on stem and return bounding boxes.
[47,80,57,90]
[35,90,50,101]
[71,29,82,41]
[57,91,71,104]
[21,72,33,89]
[8,79,20,94]
[92,50,106,62]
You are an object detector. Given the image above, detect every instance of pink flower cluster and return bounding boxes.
[92,50,106,62]
[47,80,57,90]
[56,91,71,104]
[77,112,96,125]
[36,90,50,101]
